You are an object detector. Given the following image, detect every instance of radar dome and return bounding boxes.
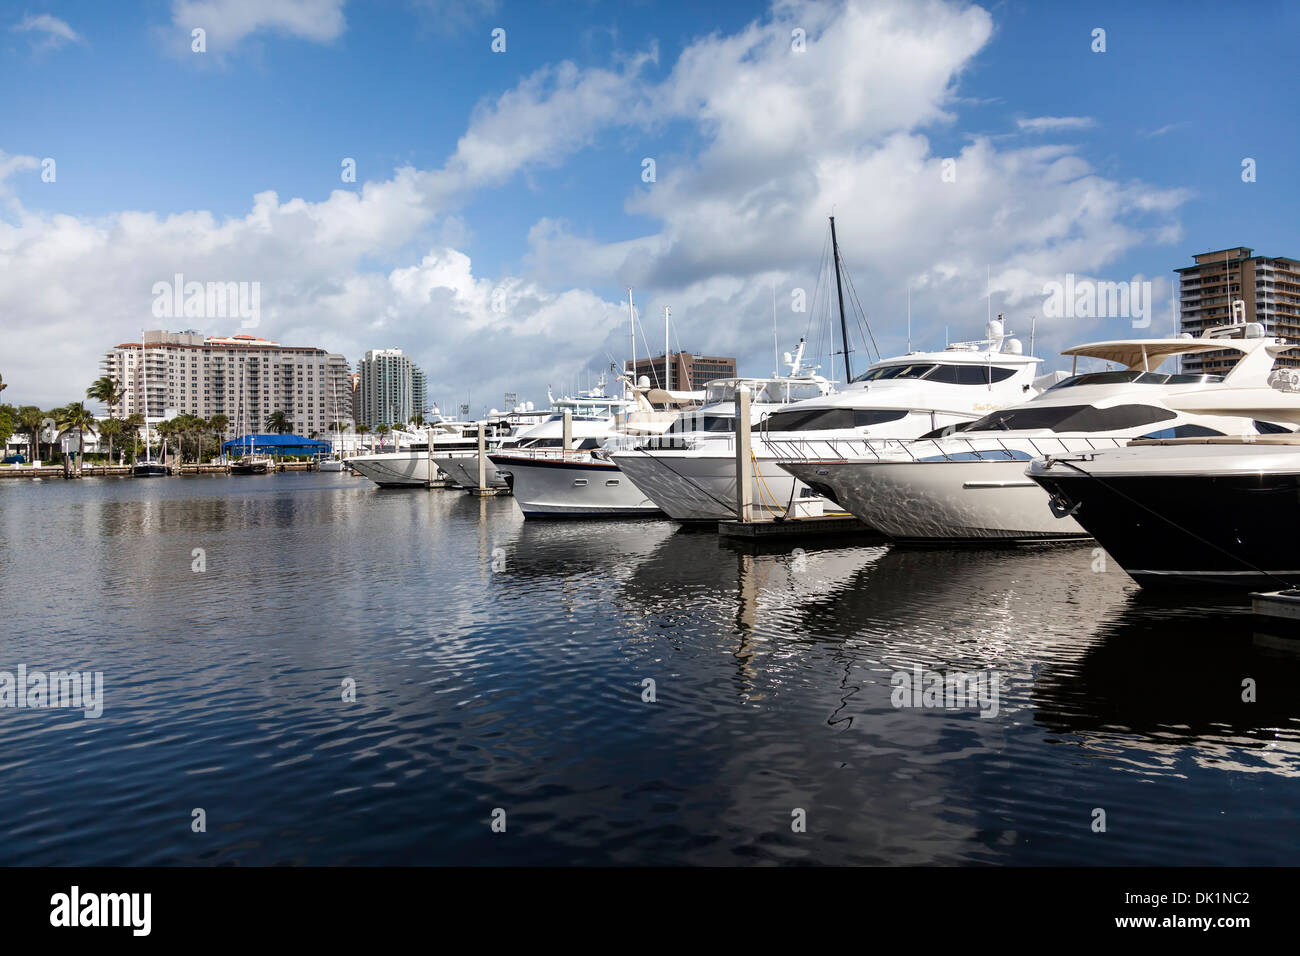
[1004,337,1023,354]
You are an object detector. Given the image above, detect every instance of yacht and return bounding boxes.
[778,324,1296,542]
[347,420,493,488]
[435,386,617,491]
[1028,328,1300,587]
[488,378,682,517]
[229,454,272,475]
[609,328,1045,521]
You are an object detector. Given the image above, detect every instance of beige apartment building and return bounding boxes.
[1177,247,1300,373]
[100,330,353,437]
[626,351,737,390]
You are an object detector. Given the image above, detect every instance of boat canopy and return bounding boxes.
[1061,338,1251,371]
[222,434,332,456]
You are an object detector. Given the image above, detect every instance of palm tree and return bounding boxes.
[86,375,123,413]
[56,402,97,475]
[0,372,7,397]
[98,417,126,465]
[264,409,290,434]
[18,406,43,465]
[209,414,229,460]
[125,413,144,464]
[409,413,426,428]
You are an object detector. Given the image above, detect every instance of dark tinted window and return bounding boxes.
[967,403,1176,433]
[760,407,908,432]
[851,363,936,383]
[1139,424,1225,439]
[923,364,1017,385]
[665,414,735,434]
[1255,420,1293,434]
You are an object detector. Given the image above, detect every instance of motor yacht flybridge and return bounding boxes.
[777,323,1297,543]
[1028,322,1300,588]
[611,322,1048,521]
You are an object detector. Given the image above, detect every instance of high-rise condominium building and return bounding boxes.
[355,349,429,428]
[100,331,353,437]
[1177,247,1300,373]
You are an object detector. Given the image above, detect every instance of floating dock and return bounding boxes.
[717,513,875,539]
[1250,589,1300,623]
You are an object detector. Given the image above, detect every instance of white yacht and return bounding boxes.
[778,324,1295,542]
[611,326,1045,521]
[1028,327,1300,587]
[488,378,682,517]
[347,419,506,488]
[436,381,620,491]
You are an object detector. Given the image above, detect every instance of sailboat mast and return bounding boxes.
[140,332,150,463]
[627,288,636,398]
[829,216,852,382]
[664,305,671,393]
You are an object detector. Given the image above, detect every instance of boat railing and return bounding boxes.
[766,434,1132,463]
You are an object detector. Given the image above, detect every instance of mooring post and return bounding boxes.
[734,385,752,523]
[477,422,487,491]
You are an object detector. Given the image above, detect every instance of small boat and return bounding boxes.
[230,455,272,475]
[132,461,171,478]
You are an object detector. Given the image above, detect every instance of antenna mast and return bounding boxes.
[829,216,852,381]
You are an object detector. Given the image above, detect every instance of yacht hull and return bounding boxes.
[489,454,662,518]
[347,453,432,488]
[132,463,171,478]
[780,458,1087,542]
[1030,448,1300,588]
[611,449,809,522]
[434,453,507,489]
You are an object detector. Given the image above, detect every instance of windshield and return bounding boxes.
[1047,370,1225,390]
[852,363,935,383]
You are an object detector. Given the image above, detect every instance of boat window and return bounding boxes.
[967,403,1176,433]
[665,414,735,434]
[1255,420,1293,434]
[704,382,738,403]
[760,408,908,432]
[922,365,1017,385]
[1047,370,1227,391]
[1139,424,1226,439]
[851,363,936,383]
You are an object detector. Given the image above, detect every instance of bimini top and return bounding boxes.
[222,434,331,455]
[1061,337,1254,370]
[1062,323,1299,371]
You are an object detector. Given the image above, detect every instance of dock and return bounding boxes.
[1250,589,1300,623]
[717,513,875,540]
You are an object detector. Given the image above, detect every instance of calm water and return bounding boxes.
[1,471,1298,865]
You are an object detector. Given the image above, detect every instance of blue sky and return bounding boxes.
[3,0,1298,413]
